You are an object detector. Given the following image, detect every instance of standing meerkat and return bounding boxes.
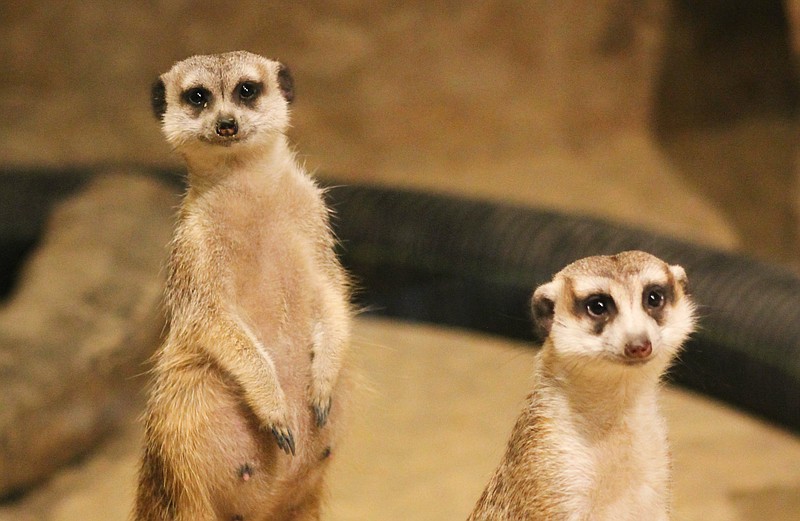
[468,251,696,521]
[134,51,351,521]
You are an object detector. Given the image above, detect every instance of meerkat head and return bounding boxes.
[151,51,294,154]
[531,251,696,375]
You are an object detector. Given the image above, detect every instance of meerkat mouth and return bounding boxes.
[620,357,651,366]
[605,353,653,367]
[200,134,246,147]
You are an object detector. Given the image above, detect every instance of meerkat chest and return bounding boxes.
[236,208,320,299]
[572,409,671,519]
[199,184,327,317]
[528,387,668,518]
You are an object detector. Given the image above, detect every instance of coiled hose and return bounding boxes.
[327,184,800,433]
[1,170,798,432]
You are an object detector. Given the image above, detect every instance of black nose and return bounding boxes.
[216,117,238,137]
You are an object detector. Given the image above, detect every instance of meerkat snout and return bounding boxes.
[215,115,238,137]
[625,339,652,360]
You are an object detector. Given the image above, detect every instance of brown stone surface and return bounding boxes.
[2,319,800,520]
[656,0,799,264]
[0,173,173,496]
[0,1,748,251]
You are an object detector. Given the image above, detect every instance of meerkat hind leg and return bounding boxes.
[149,367,276,521]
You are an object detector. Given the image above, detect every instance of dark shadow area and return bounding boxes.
[0,170,89,301]
[0,239,36,301]
[656,0,797,131]
[654,0,800,263]
[3,169,798,433]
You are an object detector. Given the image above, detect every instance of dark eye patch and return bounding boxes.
[579,293,617,335]
[584,294,615,317]
[235,81,263,104]
[182,87,212,108]
[642,284,672,324]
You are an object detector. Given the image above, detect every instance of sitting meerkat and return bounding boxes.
[468,251,696,521]
[134,51,351,521]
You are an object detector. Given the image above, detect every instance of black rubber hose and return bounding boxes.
[2,169,799,432]
[327,184,800,433]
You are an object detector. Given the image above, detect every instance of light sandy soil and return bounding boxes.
[2,318,799,521]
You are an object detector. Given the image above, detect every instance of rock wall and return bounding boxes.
[7,1,797,255]
[0,173,173,496]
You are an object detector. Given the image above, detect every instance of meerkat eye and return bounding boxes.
[237,81,260,100]
[184,87,211,107]
[585,295,613,318]
[645,288,666,309]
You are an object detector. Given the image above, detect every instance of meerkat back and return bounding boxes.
[468,251,695,521]
[134,51,351,521]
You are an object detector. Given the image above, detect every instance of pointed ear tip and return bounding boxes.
[670,264,688,279]
[533,280,557,300]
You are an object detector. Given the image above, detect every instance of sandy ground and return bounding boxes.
[2,318,799,521]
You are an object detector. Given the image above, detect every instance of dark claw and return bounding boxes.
[271,426,296,456]
[313,398,332,428]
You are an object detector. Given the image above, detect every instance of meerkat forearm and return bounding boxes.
[305,209,352,427]
[309,283,350,426]
[206,310,295,453]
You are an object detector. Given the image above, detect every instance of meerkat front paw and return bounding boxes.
[311,392,332,428]
[270,422,296,456]
[257,401,295,455]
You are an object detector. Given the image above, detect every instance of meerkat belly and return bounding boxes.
[228,223,335,451]
[151,359,324,521]
[233,231,319,377]
[202,369,325,521]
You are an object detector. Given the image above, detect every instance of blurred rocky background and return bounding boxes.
[1,1,799,519]
[3,0,799,260]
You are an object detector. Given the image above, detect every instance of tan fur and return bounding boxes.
[134,52,351,521]
[468,251,695,521]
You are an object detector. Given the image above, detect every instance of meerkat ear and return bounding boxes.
[277,63,295,104]
[531,281,558,345]
[151,78,167,120]
[669,264,689,294]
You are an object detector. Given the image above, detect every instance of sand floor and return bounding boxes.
[3,318,799,521]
